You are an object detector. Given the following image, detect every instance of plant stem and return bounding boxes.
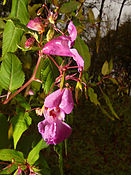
[3,53,43,104]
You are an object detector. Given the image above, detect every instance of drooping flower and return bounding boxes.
[27,17,45,33]
[43,21,84,71]
[25,37,35,49]
[38,107,72,145]
[44,88,74,114]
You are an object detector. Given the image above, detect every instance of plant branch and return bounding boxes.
[3,52,43,104]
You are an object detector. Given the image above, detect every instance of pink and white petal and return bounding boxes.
[68,21,77,42]
[38,119,72,145]
[70,48,84,71]
[44,89,64,108]
[43,36,73,56]
[38,119,56,144]
[59,88,74,114]
[27,17,44,32]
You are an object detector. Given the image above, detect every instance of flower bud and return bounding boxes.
[27,17,45,33]
[25,37,35,49]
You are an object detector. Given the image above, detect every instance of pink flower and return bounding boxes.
[25,37,35,49]
[38,107,72,144]
[43,21,84,71]
[27,17,45,33]
[44,88,74,114]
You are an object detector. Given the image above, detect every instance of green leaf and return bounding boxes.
[60,1,79,14]
[99,105,115,120]
[2,0,29,60]
[0,19,5,34]
[101,61,109,76]
[41,57,60,94]
[74,36,91,70]
[3,0,6,5]
[109,77,118,85]
[109,58,113,73]
[27,139,48,165]
[0,53,25,91]
[0,163,17,174]
[0,149,25,163]
[88,87,100,106]
[12,111,32,149]
[102,92,120,119]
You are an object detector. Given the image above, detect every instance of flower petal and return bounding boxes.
[27,17,44,32]
[70,48,84,71]
[54,119,72,144]
[68,21,77,42]
[59,88,74,114]
[38,119,72,145]
[44,89,64,108]
[43,107,65,121]
[43,36,73,56]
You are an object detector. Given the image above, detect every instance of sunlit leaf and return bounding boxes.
[74,36,91,70]
[11,111,32,149]
[41,57,61,94]
[0,53,25,91]
[0,149,25,163]
[2,0,29,60]
[88,87,100,106]
[101,61,109,76]
[3,0,6,5]
[27,139,48,165]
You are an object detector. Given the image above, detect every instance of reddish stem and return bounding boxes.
[3,53,43,104]
[48,55,60,69]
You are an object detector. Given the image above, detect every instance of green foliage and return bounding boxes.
[41,57,60,94]
[0,163,18,174]
[27,139,48,165]
[0,149,25,163]
[2,0,29,60]
[102,91,120,120]
[101,60,109,75]
[88,87,100,106]
[11,110,32,149]
[60,1,79,14]
[0,53,25,91]
[74,36,91,70]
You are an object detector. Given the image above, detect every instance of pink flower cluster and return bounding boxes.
[38,88,73,145]
[43,21,84,71]
[26,17,84,144]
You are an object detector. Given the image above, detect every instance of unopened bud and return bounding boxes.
[25,37,35,49]
[27,17,45,34]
